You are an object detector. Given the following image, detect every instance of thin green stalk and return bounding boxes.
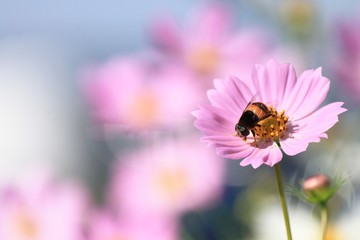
[321,204,328,240]
[182,225,195,240]
[275,163,293,240]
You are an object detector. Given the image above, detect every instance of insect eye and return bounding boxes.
[241,128,249,136]
[235,124,245,131]
[235,124,249,136]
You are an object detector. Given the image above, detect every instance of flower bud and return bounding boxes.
[302,174,331,204]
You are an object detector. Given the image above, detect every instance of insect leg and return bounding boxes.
[251,129,258,146]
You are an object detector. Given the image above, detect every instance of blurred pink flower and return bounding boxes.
[0,173,87,240]
[193,59,346,168]
[149,3,271,87]
[108,136,225,218]
[82,58,202,132]
[334,15,360,102]
[87,210,179,240]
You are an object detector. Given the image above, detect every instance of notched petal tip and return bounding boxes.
[191,107,202,118]
[239,160,261,169]
[313,67,333,81]
[266,58,279,64]
[337,102,348,114]
[239,159,260,168]
[227,74,242,83]
[213,78,225,90]
[264,58,293,69]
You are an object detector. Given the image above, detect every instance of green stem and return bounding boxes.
[181,225,195,240]
[275,163,293,240]
[321,204,328,240]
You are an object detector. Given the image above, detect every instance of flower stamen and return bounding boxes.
[252,106,289,145]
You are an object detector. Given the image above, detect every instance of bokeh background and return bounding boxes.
[0,0,360,239]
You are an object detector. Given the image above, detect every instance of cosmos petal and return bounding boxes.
[215,145,255,160]
[280,103,346,156]
[280,137,310,156]
[193,104,235,134]
[251,59,297,107]
[238,144,280,168]
[283,68,330,119]
[208,79,243,116]
[209,76,254,115]
[264,144,283,167]
[291,102,346,138]
[191,108,203,119]
[240,148,264,168]
[202,135,244,146]
[195,121,231,135]
[227,75,255,110]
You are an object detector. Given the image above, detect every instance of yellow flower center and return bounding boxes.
[187,46,219,75]
[156,167,188,199]
[252,107,289,145]
[129,92,158,127]
[13,210,38,239]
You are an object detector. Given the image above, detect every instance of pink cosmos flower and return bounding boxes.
[333,14,360,102]
[149,3,270,87]
[193,59,346,168]
[87,210,179,240]
[82,58,202,132]
[108,136,225,218]
[0,173,88,240]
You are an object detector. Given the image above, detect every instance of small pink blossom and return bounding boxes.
[149,3,271,87]
[0,173,88,240]
[333,14,360,102]
[108,136,225,218]
[193,59,346,168]
[87,210,179,240]
[82,58,202,132]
